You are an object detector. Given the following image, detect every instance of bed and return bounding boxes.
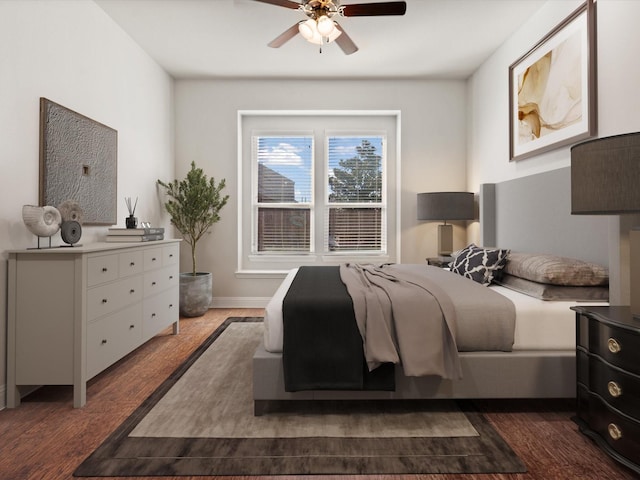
[252,168,611,415]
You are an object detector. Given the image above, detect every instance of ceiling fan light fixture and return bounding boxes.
[316,15,335,36]
[298,18,316,41]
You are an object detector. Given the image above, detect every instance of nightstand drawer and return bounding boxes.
[586,318,640,375]
[578,386,640,468]
[578,350,640,419]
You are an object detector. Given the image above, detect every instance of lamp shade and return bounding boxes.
[571,132,640,214]
[417,192,475,221]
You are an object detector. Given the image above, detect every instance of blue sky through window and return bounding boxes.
[258,135,383,203]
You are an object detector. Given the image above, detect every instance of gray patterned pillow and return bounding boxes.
[504,252,608,286]
[450,244,510,286]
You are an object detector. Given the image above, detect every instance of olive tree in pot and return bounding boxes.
[157,162,229,317]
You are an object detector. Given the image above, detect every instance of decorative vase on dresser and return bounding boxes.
[6,239,181,408]
[572,305,640,475]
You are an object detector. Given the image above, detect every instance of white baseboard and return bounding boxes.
[210,297,271,309]
[0,384,5,410]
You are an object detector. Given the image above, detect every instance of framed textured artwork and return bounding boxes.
[39,98,117,224]
[509,0,596,161]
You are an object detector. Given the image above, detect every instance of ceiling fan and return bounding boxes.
[252,0,407,55]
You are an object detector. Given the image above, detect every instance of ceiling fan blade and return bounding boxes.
[334,22,358,55]
[268,23,301,48]
[341,1,407,17]
[252,0,301,9]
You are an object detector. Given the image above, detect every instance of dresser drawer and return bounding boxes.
[163,244,179,266]
[143,287,179,340]
[578,350,640,420]
[578,386,640,468]
[86,303,143,378]
[118,250,143,277]
[143,247,163,271]
[87,254,119,286]
[585,317,640,375]
[87,275,143,321]
[144,266,178,296]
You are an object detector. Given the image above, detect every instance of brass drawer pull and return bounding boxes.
[607,337,621,353]
[608,423,623,440]
[607,381,623,398]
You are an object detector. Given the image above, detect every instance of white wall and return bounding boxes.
[0,0,174,407]
[174,79,468,305]
[466,0,640,303]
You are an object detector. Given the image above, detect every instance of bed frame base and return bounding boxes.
[253,344,575,415]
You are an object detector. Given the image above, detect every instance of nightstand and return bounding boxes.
[426,256,453,268]
[572,306,640,475]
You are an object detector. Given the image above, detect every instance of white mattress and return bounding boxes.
[263,268,605,353]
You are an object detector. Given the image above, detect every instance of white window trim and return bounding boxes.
[236,110,402,277]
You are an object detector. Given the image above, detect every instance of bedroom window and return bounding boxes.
[254,136,313,253]
[239,111,399,274]
[252,134,386,256]
[326,136,385,252]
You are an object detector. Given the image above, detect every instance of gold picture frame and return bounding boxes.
[509,0,597,161]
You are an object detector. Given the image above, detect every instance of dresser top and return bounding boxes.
[8,239,181,255]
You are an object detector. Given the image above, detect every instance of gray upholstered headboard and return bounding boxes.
[479,167,609,266]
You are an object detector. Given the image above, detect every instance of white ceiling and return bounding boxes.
[95,0,546,80]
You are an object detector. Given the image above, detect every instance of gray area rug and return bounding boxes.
[74,317,527,476]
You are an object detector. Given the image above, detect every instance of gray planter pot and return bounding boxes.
[179,272,212,317]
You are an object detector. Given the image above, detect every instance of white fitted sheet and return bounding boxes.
[263,268,605,353]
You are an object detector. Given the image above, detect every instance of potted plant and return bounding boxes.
[157,161,229,317]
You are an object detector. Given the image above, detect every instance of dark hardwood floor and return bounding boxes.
[1,308,637,480]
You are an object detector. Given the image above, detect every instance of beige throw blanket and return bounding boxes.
[340,263,463,379]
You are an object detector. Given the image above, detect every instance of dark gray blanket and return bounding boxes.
[282,266,394,392]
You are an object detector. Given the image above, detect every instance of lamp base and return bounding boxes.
[631,228,640,318]
[437,224,453,256]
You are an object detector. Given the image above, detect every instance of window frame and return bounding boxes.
[237,110,401,277]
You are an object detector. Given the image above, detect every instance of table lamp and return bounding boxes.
[571,132,640,317]
[417,192,475,256]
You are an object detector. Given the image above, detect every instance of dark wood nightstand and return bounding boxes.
[572,306,640,475]
[426,256,453,268]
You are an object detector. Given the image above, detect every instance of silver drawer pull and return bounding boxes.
[169,304,174,308]
[152,281,157,286]
[101,299,108,304]
[608,381,623,398]
[130,262,135,266]
[101,339,107,345]
[169,253,174,258]
[151,313,156,317]
[130,289,135,294]
[129,325,135,329]
[102,267,108,272]
[152,257,157,262]
[608,423,623,440]
[608,338,621,353]
[169,275,173,280]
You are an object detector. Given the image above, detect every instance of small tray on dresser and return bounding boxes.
[572,306,640,475]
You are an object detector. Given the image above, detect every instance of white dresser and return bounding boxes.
[6,240,181,408]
